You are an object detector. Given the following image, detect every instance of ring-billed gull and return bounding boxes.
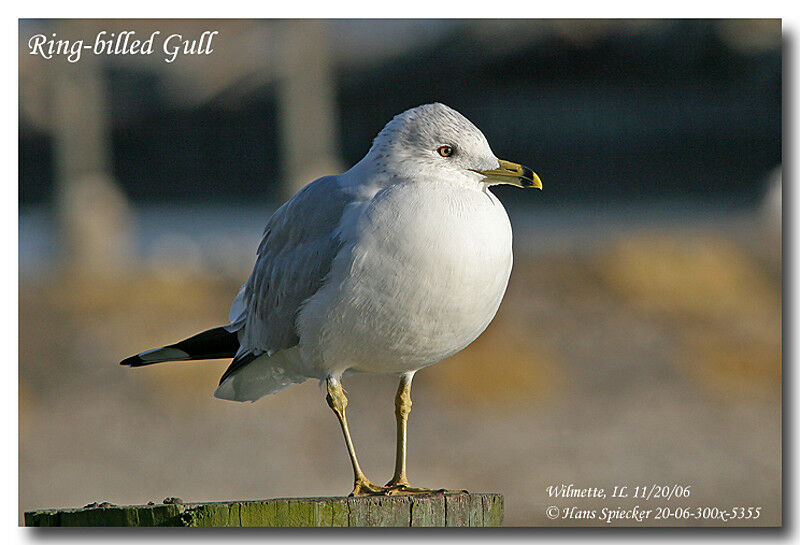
[121,103,542,496]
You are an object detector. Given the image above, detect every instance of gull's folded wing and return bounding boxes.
[222,175,354,383]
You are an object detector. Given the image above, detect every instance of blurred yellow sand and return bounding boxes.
[596,231,780,399]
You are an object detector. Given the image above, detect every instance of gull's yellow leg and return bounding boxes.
[384,372,442,494]
[326,377,385,496]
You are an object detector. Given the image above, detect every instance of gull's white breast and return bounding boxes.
[296,180,513,377]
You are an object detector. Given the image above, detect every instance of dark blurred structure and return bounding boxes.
[20,19,780,208]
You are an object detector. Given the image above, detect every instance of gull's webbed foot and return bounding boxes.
[383,484,445,495]
[382,477,448,495]
[350,477,387,497]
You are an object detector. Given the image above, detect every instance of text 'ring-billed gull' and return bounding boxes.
[121,103,542,496]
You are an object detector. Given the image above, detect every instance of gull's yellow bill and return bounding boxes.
[472,159,542,189]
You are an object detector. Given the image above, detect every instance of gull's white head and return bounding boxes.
[363,103,541,190]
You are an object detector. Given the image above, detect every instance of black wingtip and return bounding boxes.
[120,354,145,367]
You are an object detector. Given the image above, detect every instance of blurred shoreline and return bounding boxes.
[19,200,778,276]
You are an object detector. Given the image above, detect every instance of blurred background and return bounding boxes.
[19,19,781,526]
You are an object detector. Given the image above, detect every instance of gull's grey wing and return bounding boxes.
[230,175,352,359]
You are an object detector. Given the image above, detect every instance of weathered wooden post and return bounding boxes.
[25,492,503,527]
[50,20,134,277]
[276,19,343,200]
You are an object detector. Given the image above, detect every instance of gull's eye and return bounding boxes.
[437,145,453,157]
